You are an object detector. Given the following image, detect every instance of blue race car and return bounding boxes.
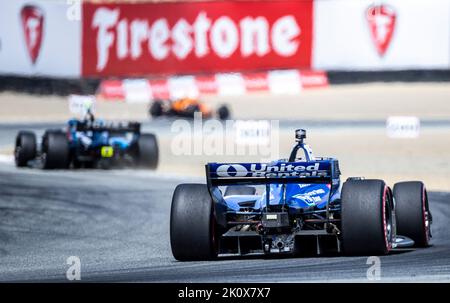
[15,112,158,169]
[170,129,432,260]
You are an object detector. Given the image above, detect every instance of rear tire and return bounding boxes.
[15,131,36,167]
[394,181,431,247]
[42,131,69,169]
[170,184,218,261]
[137,133,158,169]
[341,179,393,255]
[224,185,256,196]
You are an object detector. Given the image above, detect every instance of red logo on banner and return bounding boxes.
[21,5,44,64]
[366,4,396,56]
[82,1,313,77]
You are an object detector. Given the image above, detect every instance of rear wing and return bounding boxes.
[75,121,141,133]
[206,160,339,187]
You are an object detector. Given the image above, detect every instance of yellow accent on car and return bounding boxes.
[101,146,114,158]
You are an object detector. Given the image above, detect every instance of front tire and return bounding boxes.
[137,133,158,169]
[394,181,431,247]
[341,179,393,255]
[42,131,69,169]
[170,184,218,261]
[15,131,36,167]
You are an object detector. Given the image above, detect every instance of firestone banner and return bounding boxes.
[82,1,314,77]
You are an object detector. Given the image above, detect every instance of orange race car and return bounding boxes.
[149,98,230,120]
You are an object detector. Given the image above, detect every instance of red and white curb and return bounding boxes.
[97,70,328,103]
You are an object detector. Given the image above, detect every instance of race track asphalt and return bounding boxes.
[0,122,449,282]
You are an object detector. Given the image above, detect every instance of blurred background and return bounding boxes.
[0,0,449,189]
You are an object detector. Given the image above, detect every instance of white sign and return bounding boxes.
[168,76,200,99]
[234,120,271,145]
[386,116,420,138]
[68,95,95,116]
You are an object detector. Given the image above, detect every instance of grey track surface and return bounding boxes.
[0,162,449,282]
[0,122,450,282]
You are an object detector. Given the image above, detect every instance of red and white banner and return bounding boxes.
[96,70,328,102]
[82,1,313,77]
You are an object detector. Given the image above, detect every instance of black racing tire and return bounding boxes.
[170,184,218,261]
[341,179,393,256]
[15,131,37,167]
[224,185,256,196]
[42,131,69,169]
[137,133,158,169]
[394,181,431,247]
[149,100,163,117]
[217,105,230,120]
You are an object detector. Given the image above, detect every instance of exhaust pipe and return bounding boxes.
[276,241,284,249]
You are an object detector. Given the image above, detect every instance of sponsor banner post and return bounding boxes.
[82,0,314,77]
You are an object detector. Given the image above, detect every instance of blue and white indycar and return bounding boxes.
[170,129,432,260]
[14,111,158,169]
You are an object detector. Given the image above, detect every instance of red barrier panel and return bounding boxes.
[82,0,313,77]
